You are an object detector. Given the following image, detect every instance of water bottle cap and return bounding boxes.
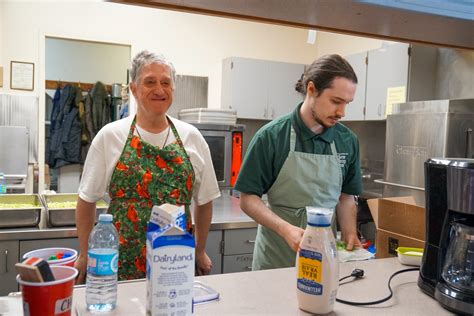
[98,213,113,222]
[306,207,334,227]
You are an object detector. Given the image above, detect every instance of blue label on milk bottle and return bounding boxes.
[87,249,118,276]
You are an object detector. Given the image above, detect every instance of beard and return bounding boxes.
[311,106,340,129]
[311,107,330,128]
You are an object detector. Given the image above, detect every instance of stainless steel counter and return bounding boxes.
[206,193,256,230]
[0,194,256,241]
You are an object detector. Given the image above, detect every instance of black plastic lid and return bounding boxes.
[448,158,474,169]
[425,158,452,166]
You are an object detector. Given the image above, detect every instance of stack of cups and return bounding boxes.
[17,247,79,315]
[22,247,78,267]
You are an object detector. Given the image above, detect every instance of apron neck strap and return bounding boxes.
[290,126,297,152]
[329,141,338,157]
[290,125,338,156]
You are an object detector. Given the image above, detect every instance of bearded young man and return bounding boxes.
[235,54,363,270]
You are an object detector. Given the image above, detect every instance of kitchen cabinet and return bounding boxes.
[221,57,304,120]
[342,51,367,121]
[344,43,438,121]
[366,43,410,120]
[0,241,19,296]
[0,237,79,296]
[205,230,222,275]
[221,228,257,273]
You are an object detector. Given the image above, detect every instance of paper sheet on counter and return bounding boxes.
[338,247,375,262]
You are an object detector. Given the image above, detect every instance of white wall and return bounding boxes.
[316,31,385,57]
[45,37,130,85]
[1,0,387,192]
[1,1,388,104]
[2,1,316,105]
[0,0,4,88]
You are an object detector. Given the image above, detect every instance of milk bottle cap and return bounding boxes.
[306,207,334,227]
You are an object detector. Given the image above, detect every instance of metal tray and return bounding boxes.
[42,193,108,227]
[0,194,42,228]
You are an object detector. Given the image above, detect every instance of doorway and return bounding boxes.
[44,37,131,192]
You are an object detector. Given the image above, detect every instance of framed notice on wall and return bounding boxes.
[10,61,34,91]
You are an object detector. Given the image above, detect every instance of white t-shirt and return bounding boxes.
[78,115,221,206]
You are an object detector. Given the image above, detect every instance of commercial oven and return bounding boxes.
[375,99,474,206]
[190,123,245,189]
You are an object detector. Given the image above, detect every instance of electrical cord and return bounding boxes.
[336,267,420,306]
[339,268,365,282]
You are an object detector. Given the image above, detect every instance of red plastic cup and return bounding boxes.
[23,247,78,267]
[17,266,78,316]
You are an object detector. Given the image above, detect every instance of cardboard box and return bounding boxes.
[367,196,425,258]
[375,229,425,258]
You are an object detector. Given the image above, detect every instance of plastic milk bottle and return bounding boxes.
[296,207,339,314]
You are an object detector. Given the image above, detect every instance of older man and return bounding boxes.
[75,50,220,281]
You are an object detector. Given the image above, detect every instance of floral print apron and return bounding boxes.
[108,116,195,280]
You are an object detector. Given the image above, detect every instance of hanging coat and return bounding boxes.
[48,85,82,168]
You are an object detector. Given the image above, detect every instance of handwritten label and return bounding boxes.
[386,86,406,117]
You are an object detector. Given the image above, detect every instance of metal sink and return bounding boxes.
[42,193,108,227]
[0,194,42,228]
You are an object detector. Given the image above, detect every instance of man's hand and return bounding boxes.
[281,223,305,252]
[342,232,362,251]
[337,193,362,251]
[193,201,213,276]
[240,193,305,252]
[195,250,212,276]
[74,253,88,284]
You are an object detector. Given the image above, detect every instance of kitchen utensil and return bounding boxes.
[42,193,108,227]
[0,194,42,228]
[396,247,423,266]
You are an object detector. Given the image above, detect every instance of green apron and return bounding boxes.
[252,125,342,270]
[108,116,195,280]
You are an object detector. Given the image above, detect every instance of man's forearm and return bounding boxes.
[336,193,362,250]
[239,193,292,238]
[75,197,97,256]
[193,201,212,253]
[336,193,358,236]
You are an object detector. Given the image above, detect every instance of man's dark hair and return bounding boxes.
[295,54,357,96]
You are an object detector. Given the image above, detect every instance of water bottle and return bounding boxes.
[0,173,6,194]
[296,207,339,314]
[86,214,119,312]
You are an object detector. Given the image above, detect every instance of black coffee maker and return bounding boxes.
[418,158,474,314]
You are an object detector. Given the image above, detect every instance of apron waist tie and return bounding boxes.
[268,204,307,228]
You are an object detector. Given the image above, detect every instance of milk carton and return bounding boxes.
[146,204,195,316]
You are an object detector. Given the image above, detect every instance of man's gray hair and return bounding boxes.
[130,50,176,85]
